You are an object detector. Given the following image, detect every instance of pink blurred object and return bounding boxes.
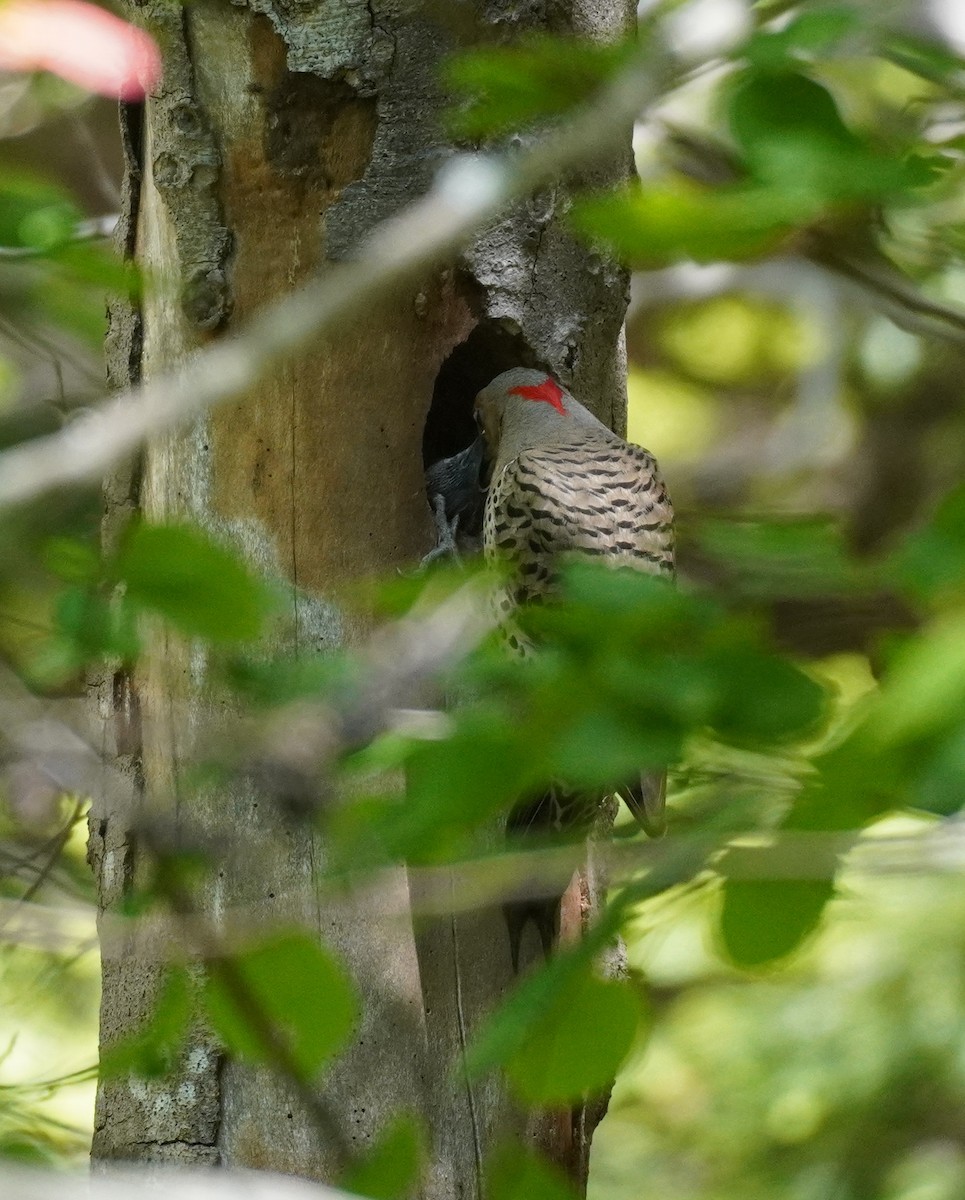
[0,0,161,99]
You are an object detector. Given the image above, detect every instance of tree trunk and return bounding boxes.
[89,1,634,1194]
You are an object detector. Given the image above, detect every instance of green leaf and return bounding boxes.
[43,536,100,583]
[916,727,965,817]
[203,932,358,1078]
[719,874,834,967]
[889,485,965,601]
[115,522,274,643]
[547,708,678,785]
[869,612,965,746]
[444,36,636,138]
[744,6,864,71]
[882,31,965,88]
[786,743,894,832]
[727,70,932,202]
[711,647,826,743]
[466,939,593,1081]
[34,585,139,680]
[572,181,802,268]
[99,968,192,1079]
[342,1113,427,1200]
[504,970,641,1103]
[0,171,79,250]
[226,651,351,708]
[486,1142,580,1200]
[729,70,857,171]
[400,714,538,859]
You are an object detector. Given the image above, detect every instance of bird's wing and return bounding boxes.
[485,436,675,604]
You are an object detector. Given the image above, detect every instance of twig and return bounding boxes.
[3,797,86,912]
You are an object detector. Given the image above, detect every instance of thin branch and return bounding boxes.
[0,52,662,511]
[0,798,86,918]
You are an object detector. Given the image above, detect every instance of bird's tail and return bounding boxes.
[621,769,667,838]
[503,895,561,974]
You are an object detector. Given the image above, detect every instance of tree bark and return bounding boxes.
[89,1,634,1194]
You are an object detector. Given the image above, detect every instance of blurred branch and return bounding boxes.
[248,578,494,813]
[2,1166,358,1200]
[0,663,134,816]
[0,52,663,510]
[803,234,965,348]
[664,125,965,347]
[0,797,86,912]
[81,823,965,966]
[0,897,96,953]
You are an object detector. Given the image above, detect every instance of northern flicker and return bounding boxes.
[474,367,675,966]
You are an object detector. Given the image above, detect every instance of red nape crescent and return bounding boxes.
[507,376,567,415]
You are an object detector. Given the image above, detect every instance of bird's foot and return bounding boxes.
[419,494,462,568]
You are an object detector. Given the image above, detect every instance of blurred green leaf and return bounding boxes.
[882,30,965,88]
[53,240,139,294]
[401,713,539,859]
[465,936,638,1104]
[547,708,679,785]
[503,969,641,1103]
[444,35,636,138]
[869,612,965,747]
[342,1113,427,1200]
[744,6,864,70]
[99,968,192,1079]
[889,485,965,601]
[466,934,597,1082]
[42,537,99,584]
[203,931,358,1078]
[786,741,894,832]
[728,69,938,201]
[916,727,965,816]
[571,181,799,267]
[225,651,351,708]
[719,874,835,967]
[486,1142,579,1200]
[32,584,139,681]
[114,522,275,643]
[0,172,79,250]
[711,647,826,743]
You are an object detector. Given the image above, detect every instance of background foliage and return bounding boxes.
[5,1,965,1197]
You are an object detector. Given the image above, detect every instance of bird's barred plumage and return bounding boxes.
[474,368,675,968]
[486,436,673,588]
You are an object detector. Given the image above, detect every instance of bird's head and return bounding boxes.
[474,368,576,463]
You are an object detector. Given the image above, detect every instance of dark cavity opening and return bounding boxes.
[422,319,544,468]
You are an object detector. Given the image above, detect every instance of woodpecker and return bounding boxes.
[474,367,675,967]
